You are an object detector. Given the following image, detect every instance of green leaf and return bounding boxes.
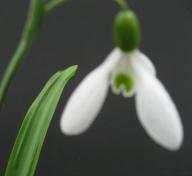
[5,65,78,176]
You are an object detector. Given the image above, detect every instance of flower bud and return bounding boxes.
[113,10,141,52]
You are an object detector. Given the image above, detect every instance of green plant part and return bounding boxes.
[0,0,66,110]
[113,10,141,52]
[112,73,134,95]
[114,0,129,10]
[5,65,77,176]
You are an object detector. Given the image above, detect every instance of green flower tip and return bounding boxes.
[113,10,141,52]
[112,73,134,95]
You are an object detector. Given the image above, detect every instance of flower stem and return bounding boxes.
[0,0,65,110]
[44,0,65,15]
[114,0,129,10]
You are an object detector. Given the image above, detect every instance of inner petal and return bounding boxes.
[110,53,136,97]
[112,73,134,97]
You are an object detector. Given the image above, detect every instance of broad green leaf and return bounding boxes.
[5,65,78,176]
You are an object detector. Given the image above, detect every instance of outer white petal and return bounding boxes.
[60,49,121,135]
[131,50,156,76]
[132,59,183,151]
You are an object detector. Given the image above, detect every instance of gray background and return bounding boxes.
[1,0,192,175]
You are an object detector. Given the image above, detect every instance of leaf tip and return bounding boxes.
[65,65,78,75]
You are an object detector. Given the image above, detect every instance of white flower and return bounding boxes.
[60,48,183,151]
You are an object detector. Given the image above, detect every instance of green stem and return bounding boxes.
[0,40,30,109]
[0,0,65,110]
[114,0,129,10]
[44,0,65,15]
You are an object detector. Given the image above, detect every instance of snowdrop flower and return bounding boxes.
[60,2,183,151]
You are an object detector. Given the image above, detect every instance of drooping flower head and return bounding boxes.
[60,0,183,151]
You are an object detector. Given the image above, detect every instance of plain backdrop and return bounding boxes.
[1,0,192,175]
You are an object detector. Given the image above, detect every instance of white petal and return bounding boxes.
[60,49,121,135]
[131,50,156,76]
[102,48,122,71]
[133,62,183,151]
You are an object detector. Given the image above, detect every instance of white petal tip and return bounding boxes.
[161,128,184,151]
[60,114,90,136]
[60,121,85,136]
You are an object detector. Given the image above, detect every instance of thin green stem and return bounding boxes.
[0,0,44,110]
[114,0,129,10]
[0,41,30,109]
[44,0,65,15]
[0,0,65,110]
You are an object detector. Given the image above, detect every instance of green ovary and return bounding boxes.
[113,73,134,93]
